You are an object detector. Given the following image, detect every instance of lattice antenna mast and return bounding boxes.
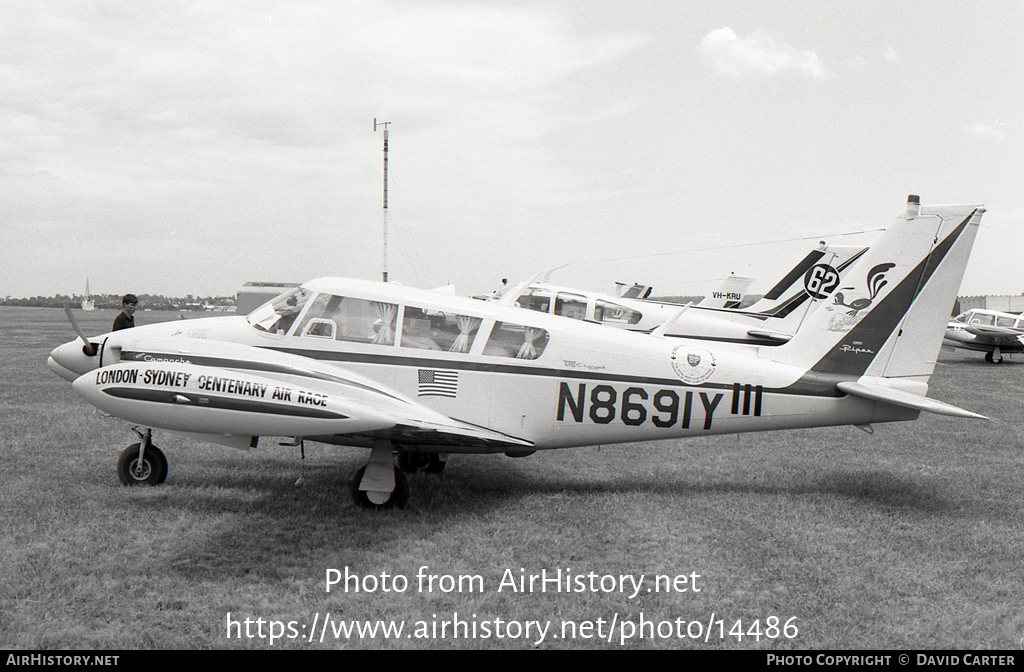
[374,118,390,283]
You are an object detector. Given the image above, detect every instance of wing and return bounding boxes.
[965,324,1024,344]
[72,337,533,451]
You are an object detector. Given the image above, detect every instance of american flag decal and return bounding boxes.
[418,369,458,398]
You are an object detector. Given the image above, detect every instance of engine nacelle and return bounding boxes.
[73,360,397,438]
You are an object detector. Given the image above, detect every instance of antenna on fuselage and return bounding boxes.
[374,118,390,283]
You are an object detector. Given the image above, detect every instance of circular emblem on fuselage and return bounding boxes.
[671,345,717,385]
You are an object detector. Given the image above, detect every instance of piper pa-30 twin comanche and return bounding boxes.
[495,241,869,345]
[48,196,985,509]
[944,308,1024,363]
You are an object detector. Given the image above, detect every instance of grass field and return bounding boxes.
[2,306,1023,650]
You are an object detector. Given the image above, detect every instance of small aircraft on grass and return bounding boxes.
[48,196,985,509]
[944,308,1024,363]
[694,273,754,309]
[493,242,869,346]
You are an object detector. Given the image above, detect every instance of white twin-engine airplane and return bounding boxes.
[48,196,985,509]
[944,308,1024,363]
[498,241,869,345]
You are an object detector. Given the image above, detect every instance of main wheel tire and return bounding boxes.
[350,465,410,510]
[425,454,447,473]
[117,443,168,486]
[397,451,431,473]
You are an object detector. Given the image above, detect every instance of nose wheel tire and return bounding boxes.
[117,443,168,486]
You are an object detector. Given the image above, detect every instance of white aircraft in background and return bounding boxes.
[944,308,1024,363]
[495,242,868,346]
[48,196,985,509]
[695,273,754,309]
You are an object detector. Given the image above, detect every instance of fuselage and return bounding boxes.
[49,277,915,452]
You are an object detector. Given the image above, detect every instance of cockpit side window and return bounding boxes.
[518,290,552,314]
[400,307,482,353]
[555,292,587,320]
[248,287,312,335]
[293,294,397,344]
[969,312,994,326]
[482,321,549,359]
[295,293,339,339]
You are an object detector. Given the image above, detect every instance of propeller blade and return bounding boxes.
[63,302,98,356]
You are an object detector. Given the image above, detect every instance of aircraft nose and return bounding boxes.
[47,339,99,382]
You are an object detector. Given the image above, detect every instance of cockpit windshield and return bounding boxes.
[247,286,312,334]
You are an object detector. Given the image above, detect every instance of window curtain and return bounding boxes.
[516,327,544,359]
[372,302,397,345]
[450,315,481,353]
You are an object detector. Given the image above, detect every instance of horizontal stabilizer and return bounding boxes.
[836,381,987,419]
[746,329,793,343]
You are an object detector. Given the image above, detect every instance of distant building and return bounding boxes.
[955,295,1024,315]
[236,281,300,314]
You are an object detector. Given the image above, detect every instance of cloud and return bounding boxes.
[696,27,826,81]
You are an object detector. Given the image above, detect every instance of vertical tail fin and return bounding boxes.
[697,273,753,309]
[746,243,869,317]
[772,196,984,384]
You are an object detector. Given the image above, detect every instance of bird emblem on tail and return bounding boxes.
[832,263,896,316]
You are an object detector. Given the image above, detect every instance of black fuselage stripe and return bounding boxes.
[266,347,842,397]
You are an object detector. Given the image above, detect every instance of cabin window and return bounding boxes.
[482,321,549,359]
[248,287,312,335]
[997,316,1017,328]
[595,299,642,325]
[951,313,968,324]
[555,292,588,320]
[294,294,397,344]
[518,289,552,314]
[400,307,482,353]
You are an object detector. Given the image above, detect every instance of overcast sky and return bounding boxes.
[2,1,1021,300]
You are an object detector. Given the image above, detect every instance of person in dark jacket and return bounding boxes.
[112,294,138,331]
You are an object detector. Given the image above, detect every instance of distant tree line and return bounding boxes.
[1,293,236,311]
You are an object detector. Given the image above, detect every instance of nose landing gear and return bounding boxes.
[117,429,167,486]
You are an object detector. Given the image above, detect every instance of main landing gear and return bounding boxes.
[984,348,1004,364]
[117,428,167,486]
[396,451,447,474]
[349,441,447,510]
